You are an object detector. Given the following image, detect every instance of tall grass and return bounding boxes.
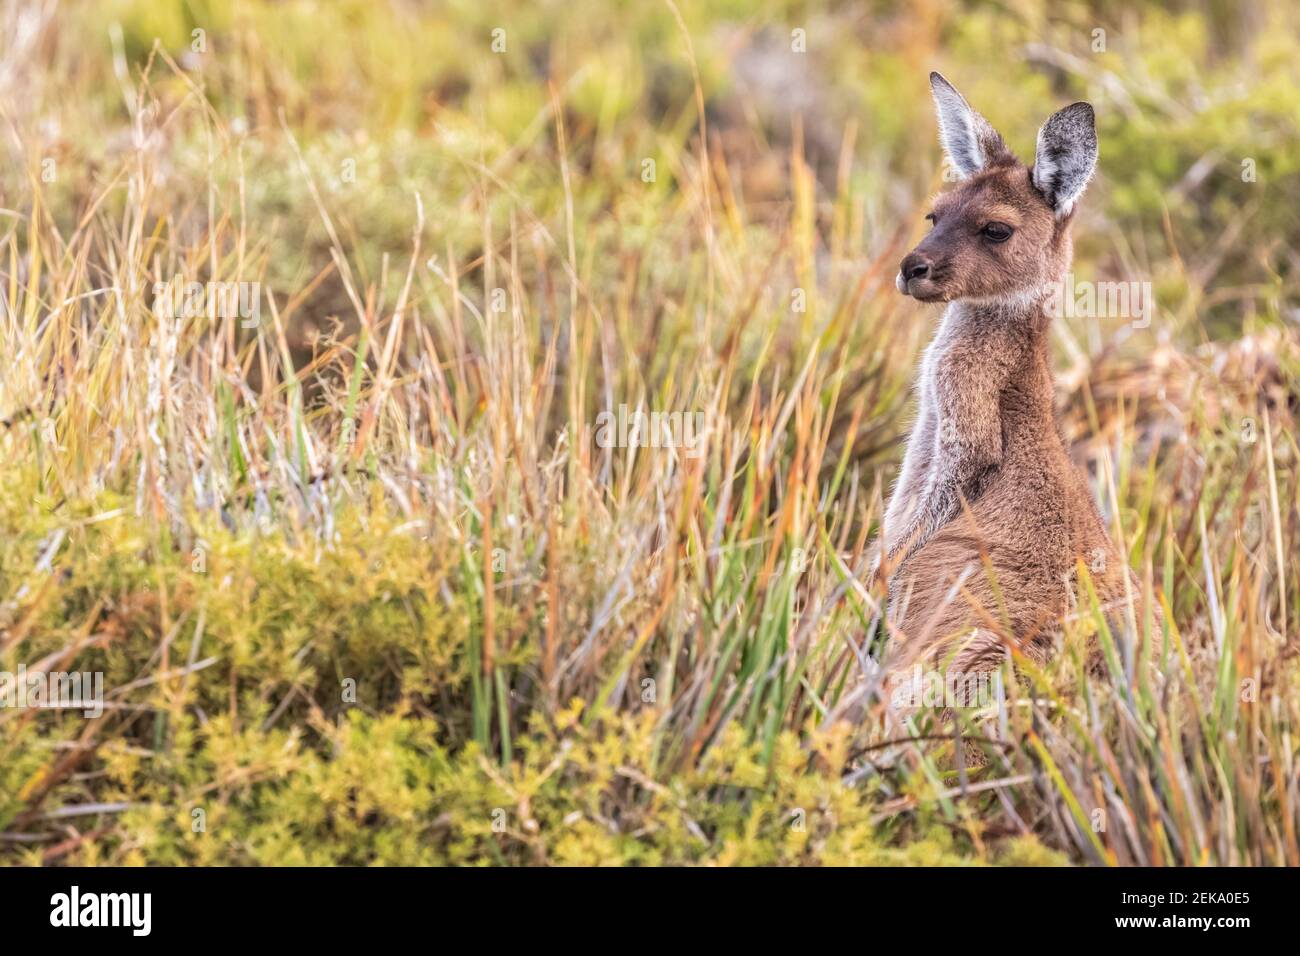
[0,0,1296,865]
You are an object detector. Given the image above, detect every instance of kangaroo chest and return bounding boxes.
[917,306,979,428]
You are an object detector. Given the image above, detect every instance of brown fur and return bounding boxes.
[880,80,1157,679]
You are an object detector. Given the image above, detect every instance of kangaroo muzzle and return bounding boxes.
[897,251,942,300]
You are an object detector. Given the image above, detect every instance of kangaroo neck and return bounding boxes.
[937,293,1057,417]
[939,288,1053,344]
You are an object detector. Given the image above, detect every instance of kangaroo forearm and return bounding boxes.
[886,477,960,564]
[887,431,1002,564]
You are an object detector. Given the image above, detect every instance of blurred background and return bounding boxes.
[5,0,1297,342]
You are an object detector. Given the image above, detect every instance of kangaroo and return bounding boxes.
[880,73,1153,678]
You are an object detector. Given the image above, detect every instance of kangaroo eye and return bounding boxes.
[982,222,1013,242]
[924,212,936,226]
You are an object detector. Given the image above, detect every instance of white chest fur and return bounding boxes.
[885,306,961,538]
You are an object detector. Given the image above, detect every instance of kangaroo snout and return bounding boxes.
[896,251,941,300]
[901,254,931,281]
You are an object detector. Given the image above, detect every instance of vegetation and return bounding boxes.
[0,0,1296,865]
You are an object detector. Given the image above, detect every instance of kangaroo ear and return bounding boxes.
[1032,102,1097,218]
[929,72,1010,179]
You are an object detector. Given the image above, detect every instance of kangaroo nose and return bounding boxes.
[901,254,931,281]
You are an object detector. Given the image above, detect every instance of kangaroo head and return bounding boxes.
[897,72,1098,305]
